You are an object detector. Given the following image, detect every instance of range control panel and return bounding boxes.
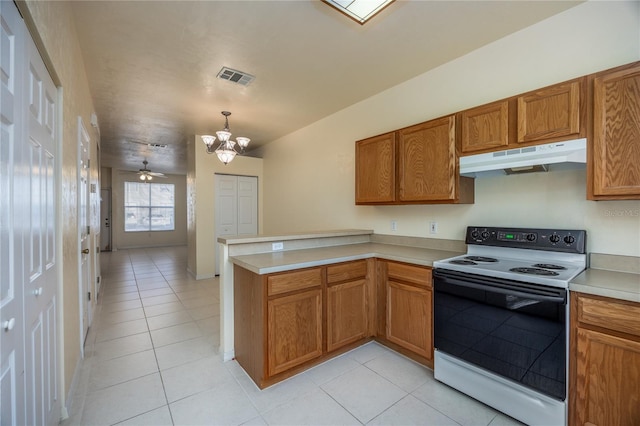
[465,226,587,253]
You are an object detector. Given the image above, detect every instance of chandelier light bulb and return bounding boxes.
[201,135,216,148]
[236,137,250,150]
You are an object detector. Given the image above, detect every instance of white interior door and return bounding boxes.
[214,174,258,275]
[1,2,26,424]
[78,117,91,345]
[237,176,258,235]
[22,22,60,426]
[100,188,111,251]
[215,174,238,238]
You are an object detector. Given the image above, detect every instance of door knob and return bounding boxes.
[82,248,89,254]
[3,318,15,331]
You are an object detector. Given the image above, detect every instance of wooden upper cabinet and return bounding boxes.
[591,62,640,199]
[517,80,583,144]
[460,100,510,153]
[355,132,396,204]
[355,118,473,205]
[398,115,457,202]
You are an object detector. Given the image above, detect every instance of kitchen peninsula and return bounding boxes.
[218,229,465,387]
[219,228,640,417]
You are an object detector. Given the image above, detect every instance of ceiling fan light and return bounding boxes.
[201,134,216,147]
[139,174,146,181]
[236,137,250,149]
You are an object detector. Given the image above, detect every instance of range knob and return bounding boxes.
[526,233,536,242]
[481,231,490,240]
[564,235,576,245]
[471,230,480,239]
[549,234,561,243]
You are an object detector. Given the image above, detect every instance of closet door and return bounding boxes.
[214,175,258,275]
[1,2,27,424]
[1,2,61,424]
[237,176,258,235]
[23,23,59,426]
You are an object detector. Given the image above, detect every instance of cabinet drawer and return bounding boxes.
[267,268,322,296]
[577,295,640,338]
[327,260,367,285]
[387,262,432,288]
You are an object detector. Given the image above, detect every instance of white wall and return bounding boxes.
[258,1,640,256]
[111,171,188,249]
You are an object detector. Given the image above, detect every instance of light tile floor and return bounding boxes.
[62,246,523,426]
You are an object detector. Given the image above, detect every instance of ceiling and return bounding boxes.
[71,0,581,175]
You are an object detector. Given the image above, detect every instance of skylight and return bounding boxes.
[322,0,395,24]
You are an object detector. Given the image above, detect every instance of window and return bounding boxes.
[124,182,175,232]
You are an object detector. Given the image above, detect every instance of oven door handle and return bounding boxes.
[433,270,566,304]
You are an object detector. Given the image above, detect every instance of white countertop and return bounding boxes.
[227,233,640,304]
[230,242,462,274]
[570,268,640,303]
[219,229,373,245]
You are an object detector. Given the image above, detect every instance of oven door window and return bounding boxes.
[434,272,567,401]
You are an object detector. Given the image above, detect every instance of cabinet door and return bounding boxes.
[592,64,640,198]
[460,100,509,153]
[327,279,368,352]
[386,280,432,360]
[355,132,396,204]
[267,289,322,376]
[574,328,640,426]
[517,81,581,143]
[398,116,456,202]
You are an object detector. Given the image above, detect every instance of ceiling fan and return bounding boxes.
[137,160,166,181]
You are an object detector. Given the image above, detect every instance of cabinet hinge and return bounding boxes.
[87,291,91,301]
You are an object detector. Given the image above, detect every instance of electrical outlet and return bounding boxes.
[429,221,438,234]
[272,242,284,251]
[391,220,397,232]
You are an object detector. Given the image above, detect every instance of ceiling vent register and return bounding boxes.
[217,67,255,86]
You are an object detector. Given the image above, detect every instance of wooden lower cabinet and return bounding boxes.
[379,260,434,366]
[386,280,432,359]
[326,260,371,352]
[268,288,322,376]
[570,292,640,426]
[234,258,435,388]
[234,260,373,388]
[327,279,368,352]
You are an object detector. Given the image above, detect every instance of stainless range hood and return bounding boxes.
[460,138,587,177]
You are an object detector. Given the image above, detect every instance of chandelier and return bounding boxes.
[201,111,250,165]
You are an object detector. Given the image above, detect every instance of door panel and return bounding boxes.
[100,188,111,251]
[23,28,59,426]
[0,2,26,424]
[214,174,258,275]
[79,117,91,344]
[216,175,238,236]
[237,176,257,235]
